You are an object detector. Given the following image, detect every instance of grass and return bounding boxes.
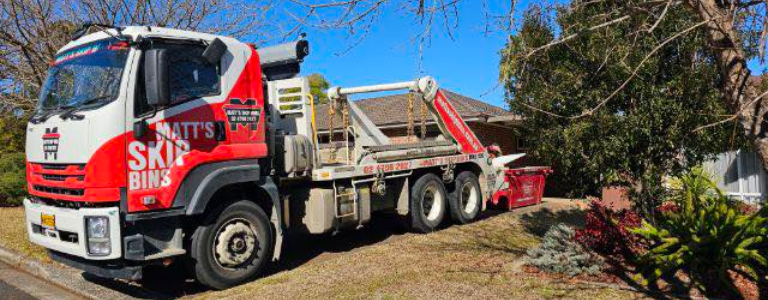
[0,200,651,299]
[0,207,50,262]
[192,200,649,300]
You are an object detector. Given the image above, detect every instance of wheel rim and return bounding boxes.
[422,184,443,221]
[460,182,479,214]
[212,218,259,269]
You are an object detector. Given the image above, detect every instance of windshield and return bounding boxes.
[36,39,129,114]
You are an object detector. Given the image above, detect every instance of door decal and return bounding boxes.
[223,98,261,131]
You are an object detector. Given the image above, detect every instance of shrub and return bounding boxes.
[527,224,604,277]
[0,152,27,207]
[632,168,768,296]
[574,198,644,258]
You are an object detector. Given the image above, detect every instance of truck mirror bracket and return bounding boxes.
[133,119,149,139]
[202,38,227,64]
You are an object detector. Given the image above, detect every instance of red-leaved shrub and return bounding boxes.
[574,198,643,258]
[657,202,680,214]
[733,201,759,215]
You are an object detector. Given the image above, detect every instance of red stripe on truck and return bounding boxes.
[432,90,485,154]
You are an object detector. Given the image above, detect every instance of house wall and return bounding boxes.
[467,122,518,154]
[704,150,767,204]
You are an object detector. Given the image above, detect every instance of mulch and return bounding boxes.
[522,257,767,300]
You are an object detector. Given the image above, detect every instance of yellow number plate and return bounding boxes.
[41,213,55,229]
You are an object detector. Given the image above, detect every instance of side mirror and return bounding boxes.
[133,119,149,139]
[202,38,227,65]
[144,49,170,107]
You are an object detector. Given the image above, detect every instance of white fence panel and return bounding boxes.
[703,150,766,204]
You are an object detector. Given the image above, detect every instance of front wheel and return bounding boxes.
[188,200,273,290]
[448,171,482,224]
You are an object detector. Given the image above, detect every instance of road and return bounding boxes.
[0,260,85,300]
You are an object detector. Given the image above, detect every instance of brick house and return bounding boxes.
[314,90,523,154]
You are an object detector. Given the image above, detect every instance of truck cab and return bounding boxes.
[23,25,505,290]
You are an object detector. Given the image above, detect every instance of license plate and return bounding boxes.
[41,213,55,229]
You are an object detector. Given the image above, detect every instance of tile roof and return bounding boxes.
[314,89,517,130]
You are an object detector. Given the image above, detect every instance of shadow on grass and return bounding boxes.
[597,256,689,300]
[266,214,407,274]
[82,264,205,300]
[427,216,537,255]
[427,205,588,256]
[81,214,408,299]
[518,207,586,237]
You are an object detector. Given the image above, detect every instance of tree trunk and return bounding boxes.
[687,0,768,171]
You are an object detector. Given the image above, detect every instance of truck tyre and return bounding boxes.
[409,173,447,233]
[189,200,273,290]
[448,171,482,224]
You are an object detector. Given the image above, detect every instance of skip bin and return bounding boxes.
[492,166,552,209]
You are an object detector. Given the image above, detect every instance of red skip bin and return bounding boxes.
[492,166,553,210]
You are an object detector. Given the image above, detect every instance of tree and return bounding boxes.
[501,5,740,215]
[0,0,270,113]
[502,0,768,172]
[307,73,330,103]
[0,113,28,206]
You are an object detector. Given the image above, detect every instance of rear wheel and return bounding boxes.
[408,173,447,233]
[188,200,273,290]
[448,171,482,224]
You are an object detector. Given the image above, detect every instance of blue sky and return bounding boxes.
[287,0,767,109]
[293,1,517,108]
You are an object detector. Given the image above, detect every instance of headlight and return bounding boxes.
[86,217,110,256]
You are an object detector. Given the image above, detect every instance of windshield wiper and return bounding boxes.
[29,109,55,124]
[59,96,112,120]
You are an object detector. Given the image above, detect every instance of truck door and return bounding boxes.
[125,40,266,213]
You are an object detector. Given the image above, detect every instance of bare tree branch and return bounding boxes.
[524,15,631,59]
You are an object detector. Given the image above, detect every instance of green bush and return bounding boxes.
[0,152,27,207]
[526,224,604,277]
[632,168,768,296]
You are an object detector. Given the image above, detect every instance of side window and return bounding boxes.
[135,42,220,116]
[168,45,219,104]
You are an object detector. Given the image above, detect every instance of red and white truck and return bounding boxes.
[23,25,517,289]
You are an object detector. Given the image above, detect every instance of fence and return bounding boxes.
[703,150,766,205]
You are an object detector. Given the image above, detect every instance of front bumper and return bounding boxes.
[49,250,142,281]
[24,198,122,260]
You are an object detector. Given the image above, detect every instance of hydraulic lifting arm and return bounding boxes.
[327,76,486,154]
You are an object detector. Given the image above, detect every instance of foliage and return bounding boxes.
[307,73,331,104]
[0,116,27,206]
[632,168,768,296]
[574,198,644,258]
[0,115,26,153]
[500,2,741,208]
[527,224,604,277]
[0,153,27,207]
